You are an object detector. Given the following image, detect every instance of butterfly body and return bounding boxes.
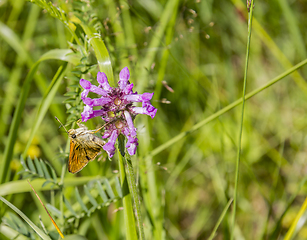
[67,123,106,174]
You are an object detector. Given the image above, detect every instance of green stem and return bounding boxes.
[117,137,138,240]
[124,154,145,240]
[208,198,233,240]
[231,1,254,239]
[145,29,307,161]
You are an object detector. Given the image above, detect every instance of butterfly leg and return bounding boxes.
[93,123,108,133]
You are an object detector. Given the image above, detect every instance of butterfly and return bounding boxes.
[55,117,106,174]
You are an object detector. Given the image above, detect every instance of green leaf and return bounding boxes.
[63,234,88,240]
[0,196,52,240]
[84,185,98,208]
[26,156,37,174]
[22,63,68,159]
[75,187,88,213]
[3,212,30,236]
[41,160,51,180]
[45,162,58,183]
[115,177,123,198]
[103,179,115,199]
[63,196,78,217]
[96,181,108,203]
[80,23,114,85]
[19,156,29,172]
[0,21,30,62]
[0,48,80,184]
[0,176,100,196]
[42,180,56,188]
[46,204,62,218]
[34,157,44,177]
[0,224,30,240]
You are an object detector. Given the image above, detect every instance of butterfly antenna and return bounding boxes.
[55,116,69,134]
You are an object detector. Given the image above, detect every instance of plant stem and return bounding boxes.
[117,136,138,240]
[124,154,145,240]
[146,57,307,159]
[118,133,145,240]
[231,1,254,239]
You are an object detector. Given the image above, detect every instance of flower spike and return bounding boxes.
[80,67,157,157]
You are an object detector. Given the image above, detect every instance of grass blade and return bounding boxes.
[0,176,102,196]
[22,63,68,159]
[284,197,307,240]
[147,58,307,159]
[0,49,79,184]
[208,199,233,240]
[0,196,52,240]
[0,224,29,240]
[136,0,180,93]
[80,23,114,85]
[231,2,254,239]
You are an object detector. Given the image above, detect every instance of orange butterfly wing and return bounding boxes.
[68,140,102,174]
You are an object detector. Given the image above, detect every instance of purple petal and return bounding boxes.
[141,92,154,101]
[90,85,108,96]
[122,126,138,156]
[80,78,108,96]
[81,89,89,100]
[123,83,134,95]
[126,136,138,155]
[123,92,153,103]
[101,130,112,139]
[80,79,92,89]
[102,124,116,139]
[91,97,112,106]
[97,72,112,92]
[118,67,130,89]
[124,111,137,137]
[81,105,93,122]
[83,97,112,107]
[81,107,106,122]
[82,97,93,105]
[131,102,157,119]
[127,144,137,155]
[103,130,119,158]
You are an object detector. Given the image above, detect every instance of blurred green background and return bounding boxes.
[1,0,307,239]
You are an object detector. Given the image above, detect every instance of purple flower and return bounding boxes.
[80,67,157,158]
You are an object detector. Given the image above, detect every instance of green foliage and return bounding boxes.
[2,212,36,239]
[1,0,307,239]
[19,156,58,184]
[7,155,124,238]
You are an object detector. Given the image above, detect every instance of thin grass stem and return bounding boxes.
[147,58,307,160]
[208,198,233,240]
[284,197,307,240]
[231,1,254,239]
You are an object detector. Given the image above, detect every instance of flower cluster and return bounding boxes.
[80,67,157,158]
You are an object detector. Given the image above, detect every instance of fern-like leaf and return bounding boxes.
[18,156,58,187]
